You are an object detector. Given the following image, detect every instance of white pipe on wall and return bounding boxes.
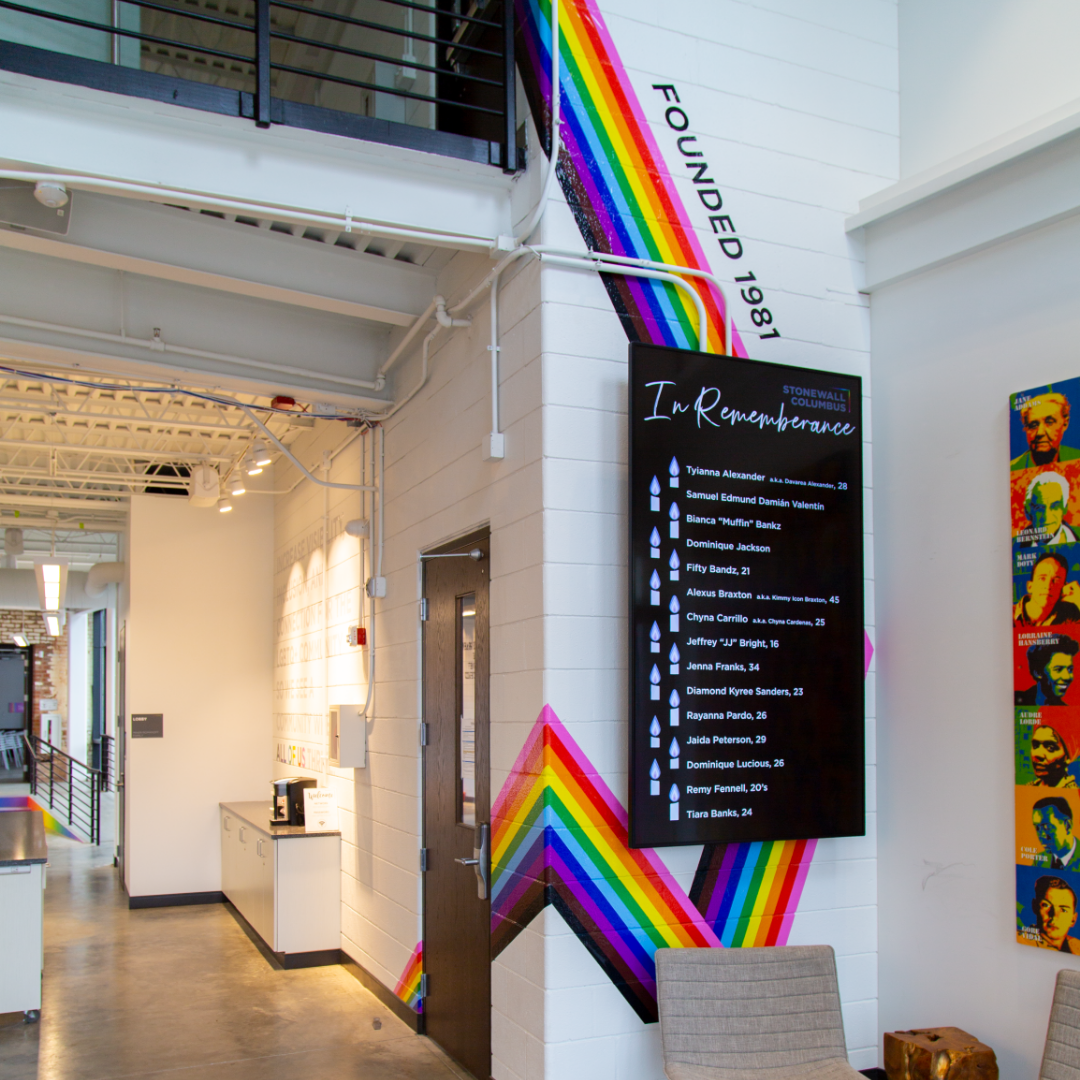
[0,170,498,254]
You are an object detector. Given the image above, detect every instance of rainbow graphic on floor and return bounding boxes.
[0,794,84,841]
[394,943,423,1014]
[489,707,815,1022]
[516,0,745,356]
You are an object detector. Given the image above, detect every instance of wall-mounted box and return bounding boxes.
[328,704,366,768]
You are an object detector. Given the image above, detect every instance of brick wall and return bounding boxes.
[0,608,69,748]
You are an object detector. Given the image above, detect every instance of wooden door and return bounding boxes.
[423,530,491,1079]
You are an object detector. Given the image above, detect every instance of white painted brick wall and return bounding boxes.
[272,249,546,1055]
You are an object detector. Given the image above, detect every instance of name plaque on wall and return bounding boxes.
[628,343,865,847]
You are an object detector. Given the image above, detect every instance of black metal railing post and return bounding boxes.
[21,733,104,845]
[503,0,516,173]
[255,0,271,128]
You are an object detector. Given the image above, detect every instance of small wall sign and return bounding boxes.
[131,713,163,739]
[303,787,337,832]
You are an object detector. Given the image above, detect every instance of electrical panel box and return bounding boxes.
[329,704,366,768]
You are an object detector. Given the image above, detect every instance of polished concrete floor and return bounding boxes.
[0,796,464,1080]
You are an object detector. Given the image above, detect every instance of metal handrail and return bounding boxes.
[21,733,103,846]
[0,0,518,166]
[0,0,256,64]
[270,0,503,56]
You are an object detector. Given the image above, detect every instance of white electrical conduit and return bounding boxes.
[514,0,561,245]
[531,246,734,357]
[376,243,724,448]
[237,404,376,493]
[368,297,469,421]
[360,429,376,719]
[0,313,383,391]
[358,424,385,719]
[0,170,497,254]
[536,253,709,352]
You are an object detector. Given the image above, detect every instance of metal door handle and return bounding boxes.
[473,823,489,900]
[256,839,266,857]
[239,826,247,843]
[455,857,479,865]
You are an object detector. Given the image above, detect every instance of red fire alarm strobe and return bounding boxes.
[346,626,367,647]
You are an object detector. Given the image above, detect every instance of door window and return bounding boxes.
[458,593,476,827]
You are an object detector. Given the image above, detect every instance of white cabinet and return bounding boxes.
[0,863,45,1015]
[0,810,47,1018]
[219,803,340,959]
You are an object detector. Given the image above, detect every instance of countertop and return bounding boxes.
[220,801,341,839]
[0,809,48,866]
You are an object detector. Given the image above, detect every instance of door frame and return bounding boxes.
[420,525,491,1073]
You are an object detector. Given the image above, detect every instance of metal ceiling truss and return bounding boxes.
[0,368,303,512]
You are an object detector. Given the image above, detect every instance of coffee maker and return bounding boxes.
[270,777,317,827]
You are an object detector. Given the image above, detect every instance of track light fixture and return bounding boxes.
[229,472,246,496]
[252,442,272,468]
[218,496,233,513]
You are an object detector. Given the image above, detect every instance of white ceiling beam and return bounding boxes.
[0,228,418,328]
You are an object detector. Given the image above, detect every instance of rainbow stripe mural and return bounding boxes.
[394,943,424,1014]
[490,707,821,1022]
[516,0,746,356]
[690,840,816,947]
[0,794,83,841]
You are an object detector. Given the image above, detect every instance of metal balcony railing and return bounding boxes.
[23,731,104,845]
[0,0,518,169]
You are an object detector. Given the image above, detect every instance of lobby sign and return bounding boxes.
[628,344,865,847]
[1010,377,1080,953]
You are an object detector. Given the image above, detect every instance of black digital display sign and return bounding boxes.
[628,344,865,848]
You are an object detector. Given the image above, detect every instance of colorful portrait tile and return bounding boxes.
[1014,628,1080,707]
[1013,543,1080,625]
[1011,465,1080,545]
[1017,862,1080,954]
[1016,785,1080,870]
[1015,706,1080,788]
[1011,380,1080,470]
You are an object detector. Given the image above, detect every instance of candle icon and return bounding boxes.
[650,664,661,700]
[650,716,661,747]
[650,759,661,795]
[650,476,661,512]
[669,784,680,820]
[669,737,680,770]
[669,594,680,632]
[650,527,661,558]
[650,569,661,605]
[668,643,680,675]
[669,549,680,581]
[650,622,661,653]
[669,457,680,488]
[669,688,680,727]
[669,501,680,539]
